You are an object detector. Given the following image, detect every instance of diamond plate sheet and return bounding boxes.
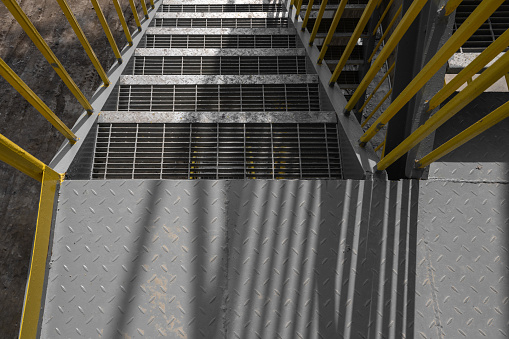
[430,93,509,182]
[417,180,509,338]
[41,180,229,338]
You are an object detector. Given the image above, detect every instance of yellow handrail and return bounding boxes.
[130,0,143,31]
[372,0,395,35]
[444,0,463,16]
[141,0,149,19]
[56,0,110,86]
[359,0,505,146]
[0,58,78,144]
[113,0,134,46]
[91,0,123,63]
[317,0,349,64]
[377,50,509,171]
[416,100,509,168]
[301,0,316,30]
[309,0,329,45]
[328,0,379,84]
[2,0,94,113]
[368,5,403,63]
[361,88,393,127]
[359,62,395,113]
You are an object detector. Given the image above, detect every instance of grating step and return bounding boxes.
[104,84,321,112]
[305,17,368,35]
[159,4,285,12]
[141,34,297,48]
[124,55,307,75]
[151,17,288,28]
[319,44,364,64]
[92,123,342,180]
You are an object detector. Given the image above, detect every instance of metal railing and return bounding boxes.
[292,0,509,174]
[0,0,158,337]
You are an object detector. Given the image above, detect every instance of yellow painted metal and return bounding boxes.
[428,28,509,111]
[361,88,393,127]
[129,0,143,31]
[295,0,304,16]
[444,0,462,16]
[301,0,316,31]
[113,0,134,46]
[359,62,395,113]
[359,0,504,146]
[341,0,427,102]
[505,73,509,88]
[141,0,149,19]
[55,0,110,86]
[291,0,295,6]
[1,0,93,113]
[0,133,46,182]
[376,50,509,171]
[374,140,385,152]
[328,0,379,83]
[416,99,509,168]
[317,0,349,64]
[372,0,395,35]
[19,168,61,339]
[91,0,122,63]
[0,58,77,144]
[309,0,329,45]
[368,5,403,63]
[149,0,155,9]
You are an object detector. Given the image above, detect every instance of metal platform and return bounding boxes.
[39,178,508,338]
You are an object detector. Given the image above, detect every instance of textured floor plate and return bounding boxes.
[40,179,508,338]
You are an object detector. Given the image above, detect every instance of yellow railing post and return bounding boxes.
[19,168,61,339]
[0,134,48,182]
[428,28,509,111]
[141,0,149,19]
[376,50,509,171]
[337,0,427,101]
[1,0,94,113]
[359,0,505,146]
[416,100,509,168]
[374,140,385,152]
[129,0,143,31]
[295,0,304,16]
[372,0,395,35]
[361,88,393,127]
[0,58,78,144]
[444,0,462,16]
[358,62,395,113]
[368,5,403,62]
[317,0,349,64]
[91,0,123,63]
[113,0,134,46]
[309,0,329,45]
[55,0,110,86]
[328,0,379,83]
[301,0,316,31]
[149,0,155,9]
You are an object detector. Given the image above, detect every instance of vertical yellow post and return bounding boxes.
[0,58,77,143]
[301,0,316,30]
[328,0,379,82]
[309,0,329,45]
[317,0,349,65]
[129,0,143,31]
[359,0,505,146]
[91,0,123,63]
[55,0,110,85]
[113,0,134,46]
[19,169,61,339]
[1,0,93,113]
[372,0,395,35]
[140,0,149,19]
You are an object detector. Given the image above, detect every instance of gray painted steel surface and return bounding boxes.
[40,179,508,338]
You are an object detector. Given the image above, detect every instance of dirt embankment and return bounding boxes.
[0,1,137,336]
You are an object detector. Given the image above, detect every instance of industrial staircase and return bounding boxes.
[2,0,508,338]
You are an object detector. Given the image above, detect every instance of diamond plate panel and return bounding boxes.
[430,93,509,182]
[417,180,509,338]
[41,180,228,338]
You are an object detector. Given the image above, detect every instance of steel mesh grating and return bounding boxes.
[92,123,342,179]
[158,4,285,12]
[151,17,288,28]
[454,1,509,52]
[141,35,297,48]
[104,84,321,112]
[124,56,307,75]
